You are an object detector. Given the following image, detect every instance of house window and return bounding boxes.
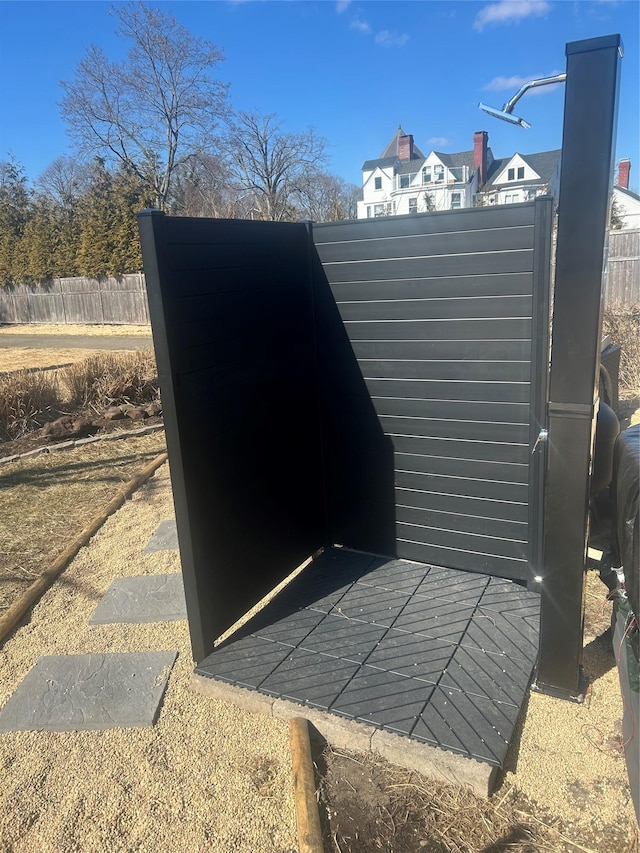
[374,203,385,217]
[450,192,461,210]
[504,193,519,204]
[422,166,431,184]
[433,165,444,183]
[508,168,515,181]
[408,197,417,214]
[366,206,372,218]
[374,176,382,190]
[399,174,410,189]
[517,166,525,179]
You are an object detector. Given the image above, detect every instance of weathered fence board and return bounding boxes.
[0,274,150,324]
[606,228,640,303]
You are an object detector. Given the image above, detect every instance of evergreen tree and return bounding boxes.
[77,159,116,277]
[13,198,61,283]
[108,168,154,275]
[0,159,31,285]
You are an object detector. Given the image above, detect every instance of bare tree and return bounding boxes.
[36,156,92,211]
[171,153,248,219]
[60,2,228,210]
[226,112,327,221]
[296,171,360,222]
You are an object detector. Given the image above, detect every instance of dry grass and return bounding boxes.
[0,323,151,337]
[0,430,167,615]
[0,348,101,373]
[321,744,637,853]
[0,369,62,440]
[63,350,158,410]
[0,350,158,440]
[603,302,640,391]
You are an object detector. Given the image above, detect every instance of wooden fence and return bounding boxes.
[606,229,640,304]
[0,274,149,325]
[0,228,637,327]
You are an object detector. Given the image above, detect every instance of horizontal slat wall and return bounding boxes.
[138,213,325,662]
[313,201,551,581]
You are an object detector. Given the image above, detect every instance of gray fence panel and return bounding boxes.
[313,200,552,582]
[606,229,640,303]
[63,292,103,324]
[27,290,66,323]
[101,291,149,324]
[0,274,150,325]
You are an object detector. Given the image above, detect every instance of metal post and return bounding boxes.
[534,35,622,699]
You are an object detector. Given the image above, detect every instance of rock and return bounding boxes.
[103,407,125,421]
[125,406,149,420]
[41,416,95,440]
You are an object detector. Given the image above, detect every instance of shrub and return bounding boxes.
[0,350,159,441]
[603,302,640,391]
[0,369,61,440]
[62,350,158,409]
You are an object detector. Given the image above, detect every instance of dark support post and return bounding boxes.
[535,35,622,698]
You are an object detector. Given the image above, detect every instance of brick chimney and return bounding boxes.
[474,131,489,188]
[617,158,631,189]
[398,134,414,161]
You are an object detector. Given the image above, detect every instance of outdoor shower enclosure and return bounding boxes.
[138,34,621,699]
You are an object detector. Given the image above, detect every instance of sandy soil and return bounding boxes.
[0,463,298,853]
[503,572,637,841]
[1,459,636,851]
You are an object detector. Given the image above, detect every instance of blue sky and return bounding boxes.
[1,0,638,191]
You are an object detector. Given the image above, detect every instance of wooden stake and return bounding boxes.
[290,716,324,853]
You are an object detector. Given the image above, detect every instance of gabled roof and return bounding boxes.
[433,149,476,171]
[362,155,398,172]
[615,185,640,203]
[362,125,425,171]
[483,149,561,189]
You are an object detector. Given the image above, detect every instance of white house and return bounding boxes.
[475,149,561,207]
[357,126,561,218]
[612,159,640,229]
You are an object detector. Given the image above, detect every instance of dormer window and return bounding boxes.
[422,166,431,184]
[507,166,525,181]
[399,175,410,189]
[433,165,444,183]
[374,176,382,190]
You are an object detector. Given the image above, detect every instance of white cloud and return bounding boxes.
[483,70,564,95]
[375,30,409,47]
[474,0,551,31]
[429,137,450,147]
[336,0,352,13]
[483,74,537,90]
[350,17,371,33]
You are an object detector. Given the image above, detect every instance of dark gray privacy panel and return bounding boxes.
[138,213,325,662]
[313,200,552,581]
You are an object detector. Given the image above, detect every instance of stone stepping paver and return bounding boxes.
[0,651,178,732]
[89,573,187,624]
[143,519,178,552]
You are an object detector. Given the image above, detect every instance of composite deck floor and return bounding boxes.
[196,547,540,768]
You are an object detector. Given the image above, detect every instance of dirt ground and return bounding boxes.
[0,449,636,852]
[0,463,299,853]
